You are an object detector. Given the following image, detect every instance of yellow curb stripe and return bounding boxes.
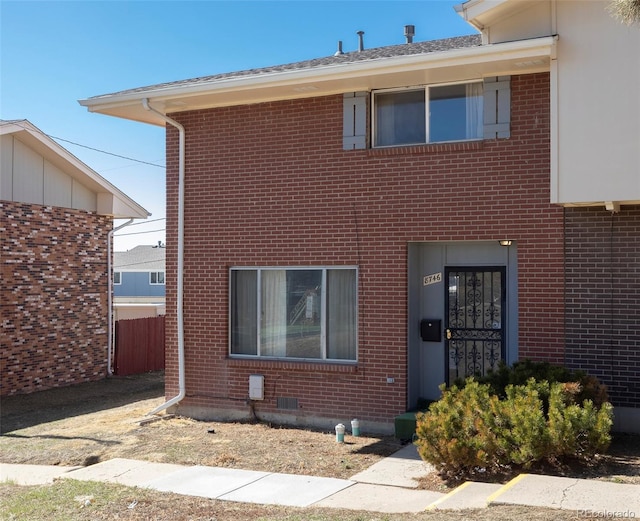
[486,473,529,505]
[425,481,472,511]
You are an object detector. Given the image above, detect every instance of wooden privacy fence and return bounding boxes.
[114,316,165,375]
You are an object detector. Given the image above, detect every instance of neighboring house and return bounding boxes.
[113,243,166,320]
[80,0,640,433]
[0,120,149,395]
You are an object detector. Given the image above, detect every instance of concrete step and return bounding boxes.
[349,443,434,489]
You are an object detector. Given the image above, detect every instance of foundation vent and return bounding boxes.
[277,397,299,410]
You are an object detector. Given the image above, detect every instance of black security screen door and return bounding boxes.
[445,267,506,384]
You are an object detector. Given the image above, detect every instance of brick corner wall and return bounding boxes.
[565,205,640,408]
[1,201,112,395]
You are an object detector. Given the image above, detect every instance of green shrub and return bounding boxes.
[546,383,613,460]
[414,380,504,475]
[455,359,609,409]
[415,376,613,480]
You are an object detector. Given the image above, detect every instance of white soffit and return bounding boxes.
[456,0,538,30]
[80,36,556,127]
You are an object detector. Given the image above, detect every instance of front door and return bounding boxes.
[445,267,506,384]
[408,242,516,408]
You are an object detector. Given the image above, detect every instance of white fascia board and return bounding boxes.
[80,36,556,125]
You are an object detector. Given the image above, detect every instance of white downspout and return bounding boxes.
[107,218,134,376]
[143,98,186,415]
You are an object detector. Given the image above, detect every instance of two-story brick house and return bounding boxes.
[81,0,640,432]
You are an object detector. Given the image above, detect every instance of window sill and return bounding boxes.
[227,357,359,374]
[368,140,484,156]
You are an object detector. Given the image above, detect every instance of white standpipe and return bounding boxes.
[143,98,186,415]
[107,218,133,376]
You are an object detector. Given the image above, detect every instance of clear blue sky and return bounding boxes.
[1,0,476,251]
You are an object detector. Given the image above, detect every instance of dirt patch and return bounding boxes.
[1,371,639,488]
[0,372,402,479]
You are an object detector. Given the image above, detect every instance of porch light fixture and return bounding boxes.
[499,240,512,246]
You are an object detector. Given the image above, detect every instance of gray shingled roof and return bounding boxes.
[115,245,166,271]
[89,35,482,99]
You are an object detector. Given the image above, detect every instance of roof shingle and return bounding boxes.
[89,34,481,99]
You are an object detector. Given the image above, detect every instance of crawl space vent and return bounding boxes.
[277,397,299,410]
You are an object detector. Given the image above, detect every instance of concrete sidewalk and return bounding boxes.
[2,444,640,515]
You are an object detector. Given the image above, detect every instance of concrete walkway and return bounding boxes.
[2,444,639,515]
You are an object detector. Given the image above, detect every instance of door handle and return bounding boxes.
[446,329,452,340]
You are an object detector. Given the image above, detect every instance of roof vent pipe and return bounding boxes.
[404,25,415,43]
[334,40,344,56]
[357,30,365,51]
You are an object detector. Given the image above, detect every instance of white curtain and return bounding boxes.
[327,269,357,360]
[261,270,287,356]
[466,82,484,139]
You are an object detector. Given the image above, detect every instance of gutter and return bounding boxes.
[107,219,134,376]
[79,36,557,125]
[142,98,186,415]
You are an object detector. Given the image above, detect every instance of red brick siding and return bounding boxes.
[0,201,111,395]
[164,72,564,426]
[565,206,640,408]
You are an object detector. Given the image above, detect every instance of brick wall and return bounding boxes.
[163,72,565,428]
[1,201,111,395]
[565,206,640,408]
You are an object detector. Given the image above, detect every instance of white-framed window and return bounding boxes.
[230,267,357,361]
[150,271,165,285]
[372,81,484,147]
[113,271,122,285]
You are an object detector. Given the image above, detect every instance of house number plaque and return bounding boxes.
[423,272,442,286]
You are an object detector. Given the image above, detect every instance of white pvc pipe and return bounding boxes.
[143,98,186,415]
[107,218,133,376]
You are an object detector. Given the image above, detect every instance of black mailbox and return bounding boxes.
[420,319,442,342]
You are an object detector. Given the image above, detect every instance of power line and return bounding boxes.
[116,228,165,237]
[50,135,165,168]
[6,121,165,169]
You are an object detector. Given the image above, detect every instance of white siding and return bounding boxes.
[478,0,640,206]
[552,0,640,205]
[1,135,98,211]
[44,160,73,207]
[72,179,97,210]
[0,135,13,200]
[13,138,44,204]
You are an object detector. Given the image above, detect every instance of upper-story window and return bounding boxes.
[150,271,165,285]
[372,81,484,147]
[113,271,121,285]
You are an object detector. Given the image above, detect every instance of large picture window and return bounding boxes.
[373,81,483,147]
[230,267,357,361]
